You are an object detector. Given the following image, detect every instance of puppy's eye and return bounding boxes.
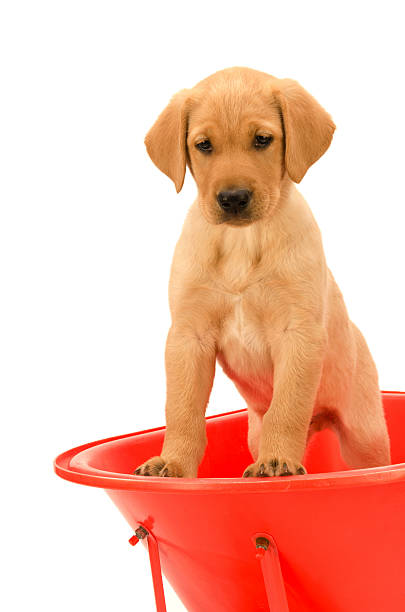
[254,134,273,149]
[196,139,213,153]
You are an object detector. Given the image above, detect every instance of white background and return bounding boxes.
[1,1,404,610]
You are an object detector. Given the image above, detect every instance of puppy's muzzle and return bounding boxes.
[217,189,252,215]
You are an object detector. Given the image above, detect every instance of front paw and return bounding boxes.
[134,456,184,478]
[243,457,306,478]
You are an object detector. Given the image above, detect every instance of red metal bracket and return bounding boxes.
[253,533,290,612]
[129,524,167,612]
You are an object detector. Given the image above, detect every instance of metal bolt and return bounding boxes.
[255,536,270,550]
[129,525,149,546]
[135,526,149,540]
[255,536,270,558]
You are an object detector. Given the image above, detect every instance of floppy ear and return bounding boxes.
[274,79,336,183]
[144,89,190,193]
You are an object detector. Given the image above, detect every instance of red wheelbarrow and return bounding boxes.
[54,391,405,611]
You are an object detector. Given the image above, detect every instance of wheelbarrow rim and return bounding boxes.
[54,392,405,494]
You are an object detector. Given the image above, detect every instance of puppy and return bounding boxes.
[135,67,390,478]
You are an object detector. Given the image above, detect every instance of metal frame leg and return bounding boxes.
[129,524,167,612]
[254,533,290,612]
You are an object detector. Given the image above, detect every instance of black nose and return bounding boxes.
[217,189,252,214]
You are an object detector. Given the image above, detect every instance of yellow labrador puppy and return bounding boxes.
[135,67,390,478]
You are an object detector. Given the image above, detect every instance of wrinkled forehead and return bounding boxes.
[188,81,283,142]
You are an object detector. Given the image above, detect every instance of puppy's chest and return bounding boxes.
[202,227,277,376]
[216,286,273,377]
[219,292,261,348]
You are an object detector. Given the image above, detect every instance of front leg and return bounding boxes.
[243,325,326,477]
[135,324,216,478]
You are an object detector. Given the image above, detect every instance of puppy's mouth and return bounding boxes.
[220,212,255,227]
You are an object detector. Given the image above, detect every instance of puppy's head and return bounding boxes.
[145,67,335,226]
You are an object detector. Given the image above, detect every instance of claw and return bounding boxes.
[258,463,269,477]
[280,462,293,476]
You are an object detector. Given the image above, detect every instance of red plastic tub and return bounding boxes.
[54,391,405,611]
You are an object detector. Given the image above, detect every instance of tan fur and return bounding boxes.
[136,67,390,479]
